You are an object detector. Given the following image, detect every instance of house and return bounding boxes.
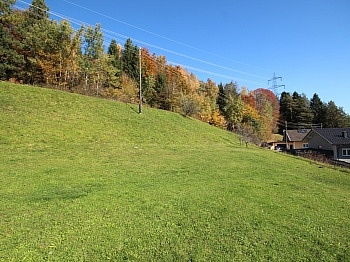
[285,129,311,150]
[303,128,350,163]
[268,129,310,150]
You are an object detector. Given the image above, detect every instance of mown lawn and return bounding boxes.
[1,82,349,261]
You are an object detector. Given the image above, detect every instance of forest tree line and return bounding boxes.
[1,0,349,144]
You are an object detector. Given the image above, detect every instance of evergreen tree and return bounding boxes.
[9,0,52,84]
[155,73,168,110]
[278,92,294,132]
[217,83,225,113]
[27,0,49,22]
[0,2,25,80]
[21,18,56,84]
[292,92,313,125]
[345,114,350,127]
[0,0,15,15]
[324,101,348,128]
[279,91,313,130]
[107,39,122,77]
[310,93,326,126]
[122,38,139,81]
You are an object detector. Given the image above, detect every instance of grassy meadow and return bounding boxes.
[0,82,349,261]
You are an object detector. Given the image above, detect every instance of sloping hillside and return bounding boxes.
[0,82,236,146]
[1,82,349,261]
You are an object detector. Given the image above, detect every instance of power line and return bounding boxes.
[97,29,269,84]
[14,0,269,87]
[62,0,270,75]
[277,121,323,130]
[168,61,266,85]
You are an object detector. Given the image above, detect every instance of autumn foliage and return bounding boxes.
[4,1,348,144]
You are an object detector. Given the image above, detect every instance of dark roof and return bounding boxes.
[286,129,311,142]
[311,128,350,145]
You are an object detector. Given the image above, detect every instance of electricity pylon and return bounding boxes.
[268,73,285,94]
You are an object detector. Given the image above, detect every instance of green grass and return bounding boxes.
[1,82,349,261]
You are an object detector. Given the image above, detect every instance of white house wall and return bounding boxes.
[337,146,350,163]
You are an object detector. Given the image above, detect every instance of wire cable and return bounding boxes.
[62,0,270,76]
[14,0,269,87]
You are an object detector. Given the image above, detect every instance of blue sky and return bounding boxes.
[16,0,350,114]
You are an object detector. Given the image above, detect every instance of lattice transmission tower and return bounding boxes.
[268,73,285,94]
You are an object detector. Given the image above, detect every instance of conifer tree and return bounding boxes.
[108,39,122,76]
[122,38,139,81]
[310,93,326,126]
[155,73,168,109]
[291,92,314,124]
[278,92,294,132]
[0,1,25,80]
[0,0,15,15]
[27,0,49,22]
[217,83,225,113]
[324,101,348,128]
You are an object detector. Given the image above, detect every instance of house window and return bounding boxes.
[342,148,350,156]
[302,143,309,148]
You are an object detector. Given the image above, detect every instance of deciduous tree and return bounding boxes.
[112,73,138,103]
[252,88,279,140]
[198,79,222,125]
[139,48,158,106]
[220,82,243,130]
[82,24,108,94]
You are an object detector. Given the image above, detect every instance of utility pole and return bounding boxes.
[285,121,288,150]
[138,47,142,114]
[268,73,285,94]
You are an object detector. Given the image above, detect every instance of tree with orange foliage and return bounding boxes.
[198,79,225,127]
[253,88,280,140]
[140,48,158,106]
[112,73,138,103]
[241,88,261,132]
